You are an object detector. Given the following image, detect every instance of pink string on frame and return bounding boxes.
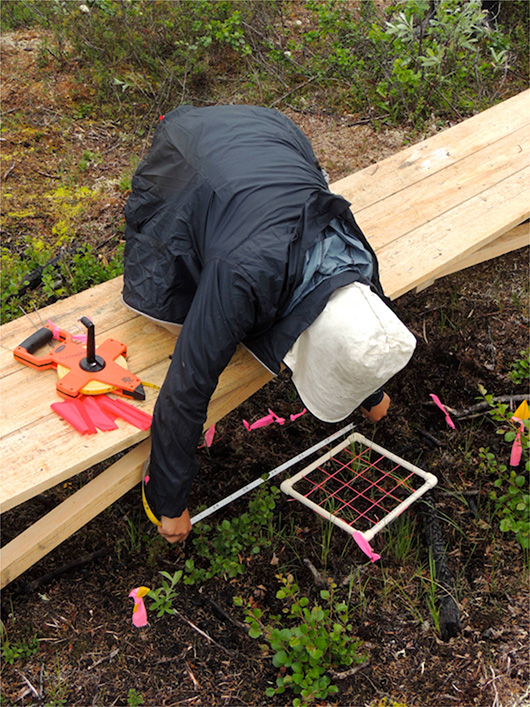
[300,449,415,531]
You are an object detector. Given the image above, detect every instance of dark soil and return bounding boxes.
[1,29,529,707]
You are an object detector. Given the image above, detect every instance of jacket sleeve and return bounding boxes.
[360,388,385,411]
[147,258,260,518]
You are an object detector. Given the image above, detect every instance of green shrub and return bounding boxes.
[1,628,39,665]
[478,386,529,550]
[1,241,124,325]
[184,485,280,584]
[509,349,530,385]
[3,0,526,126]
[236,574,366,707]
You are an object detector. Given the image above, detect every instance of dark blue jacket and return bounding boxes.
[123,105,384,518]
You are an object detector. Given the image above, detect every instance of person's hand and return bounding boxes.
[158,508,192,544]
[361,392,391,423]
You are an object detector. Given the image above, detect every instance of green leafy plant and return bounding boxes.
[1,241,124,324]
[509,349,530,385]
[4,0,526,126]
[148,570,182,617]
[183,485,279,585]
[236,574,366,707]
[478,386,529,549]
[0,628,39,665]
[127,688,145,707]
[369,0,510,123]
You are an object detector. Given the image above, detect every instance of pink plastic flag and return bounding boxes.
[129,586,149,627]
[243,408,286,430]
[352,531,380,563]
[51,399,95,434]
[430,394,456,429]
[510,418,524,467]
[289,408,307,422]
[204,424,216,447]
[96,396,152,430]
[81,395,119,431]
[51,394,152,434]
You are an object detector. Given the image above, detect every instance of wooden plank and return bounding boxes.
[1,91,529,588]
[0,336,273,512]
[333,89,530,212]
[378,167,529,298]
[356,126,529,254]
[0,439,150,589]
[415,223,530,291]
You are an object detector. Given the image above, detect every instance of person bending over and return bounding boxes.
[122,105,416,544]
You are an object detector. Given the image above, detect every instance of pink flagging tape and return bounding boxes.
[430,394,456,429]
[47,319,87,343]
[204,424,216,447]
[50,394,152,434]
[129,587,149,627]
[510,418,524,467]
[243,408,285,430]
[352,531,380,563]
[51,398,96,435]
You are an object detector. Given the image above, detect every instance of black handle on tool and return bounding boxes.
[13,327,55,369]
[79,316,105,372]
[17,328,54,355]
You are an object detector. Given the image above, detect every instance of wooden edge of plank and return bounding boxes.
[0,439,150,589]
[415,222,529,293]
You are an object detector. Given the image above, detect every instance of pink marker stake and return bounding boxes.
[204,424,216,448]
[352,531,380,563]
[243,409,286,430]
[430,394,455,429]
[510,418,524,467]
[129,587,149,627]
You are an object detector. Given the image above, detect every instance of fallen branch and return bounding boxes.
[185,661,201,690]
[23,548,108,592]
[421,494,461,641]
[173,609,238,658]
[88,647,120,670]
[425,394,528,420]
[15,671,40,701]
[303,557,332,588]
[413,425,444,447]
[154,645,192,665]
[3,162,15,180]
[329,660,370,680]
[201,595,248,631]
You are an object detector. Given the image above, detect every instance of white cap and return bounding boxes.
[283,282,416,422]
